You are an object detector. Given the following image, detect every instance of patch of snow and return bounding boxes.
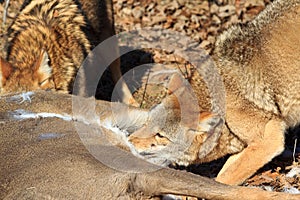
[282,187,300,194]
[248,185,275,192]
[261,185,274,192]
[74,114,100,126]
[162,194,182,200]
[10,109,72,121]
[38,133,65,140]
[286,167,300,178]
[8,108,147,160]
[6,91,34,104]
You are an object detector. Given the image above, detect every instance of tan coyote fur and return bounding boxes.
[124,0,300,186]
[207,0,300,185]
[0,0,135,104]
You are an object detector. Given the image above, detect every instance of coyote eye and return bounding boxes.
[155,133,165,138]
[154,132,170,147]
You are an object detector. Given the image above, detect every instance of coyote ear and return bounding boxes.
[160,93,181,110]
[165,72,200,128]
[152,73,184,110]
[34,50,52,82]
[0,57,13,87]
[164,73,193,110]
[167,73,186,94]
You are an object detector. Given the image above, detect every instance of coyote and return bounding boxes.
[197,0,300,185]
[127,0,300,186]
[127,73,224,166]
[209,0,300,185]
[0,0,135,104]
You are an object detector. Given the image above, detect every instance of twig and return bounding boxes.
[140,69,150,108]
[293,138,298,164]
[173,55,186,78]
[2,0,10,27]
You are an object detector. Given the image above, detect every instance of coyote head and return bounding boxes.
[0,51,55,94]
[127,93,223,166]
[126,73,224,166]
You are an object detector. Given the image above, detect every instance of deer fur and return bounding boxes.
[1,90,299,199]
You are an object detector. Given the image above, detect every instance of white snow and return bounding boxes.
[286,166,300,178]
[282,187,300,194]
[10,109,72,121]
[6,91,34,103]
[37,133,65,140]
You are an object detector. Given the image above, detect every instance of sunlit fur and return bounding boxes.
[199,0,300,185]
[1,0,91,93]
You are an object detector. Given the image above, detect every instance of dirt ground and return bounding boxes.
[0,0,299,195]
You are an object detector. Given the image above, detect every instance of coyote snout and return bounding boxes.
[129,111,223,166]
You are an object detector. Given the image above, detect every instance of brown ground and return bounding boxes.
[0,0,299,195]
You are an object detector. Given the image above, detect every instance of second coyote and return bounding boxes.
[0,0,135,104]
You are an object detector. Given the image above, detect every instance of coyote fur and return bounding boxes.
[0,0,135,104]
[126,0,300,186]
[202,0,300,185]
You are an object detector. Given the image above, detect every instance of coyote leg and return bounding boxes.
[216,119,285,185]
